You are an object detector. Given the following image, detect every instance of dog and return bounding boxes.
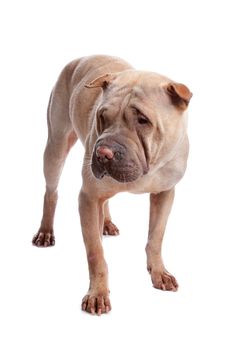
[32,55,192,315]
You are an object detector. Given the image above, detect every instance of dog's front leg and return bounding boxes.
[146,188,179,292]
[79,190,111,315]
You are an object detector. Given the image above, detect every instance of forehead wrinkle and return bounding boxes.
[128,85,153,116]
[112,85,147,110]
[132,85,147,100]
[119,92,132,114]
[101,90,132,116]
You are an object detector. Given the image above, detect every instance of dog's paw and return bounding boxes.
[81,292,111,315]
[32,230,55,247]
[149,268,179,292]
[103,220,119,236]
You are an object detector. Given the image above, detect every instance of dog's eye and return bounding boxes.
[137,115,149,125]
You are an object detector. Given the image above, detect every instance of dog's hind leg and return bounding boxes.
[103,201,119,236]
[32,129,77,247]
[32,80,78,247]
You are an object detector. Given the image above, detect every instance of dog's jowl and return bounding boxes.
[32,55,192,315]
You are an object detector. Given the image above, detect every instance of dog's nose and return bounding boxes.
[96,146,114,162]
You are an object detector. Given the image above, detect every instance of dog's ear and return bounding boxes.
[85,73,116,89]
[166,83,192,110]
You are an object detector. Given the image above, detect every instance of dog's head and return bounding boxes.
[86,70,192,183]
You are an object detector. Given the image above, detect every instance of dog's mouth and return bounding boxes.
[91,159,141,183]
[91,141,143,183]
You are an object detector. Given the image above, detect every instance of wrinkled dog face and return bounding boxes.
[91,107,150,182]
[86,71,192,183]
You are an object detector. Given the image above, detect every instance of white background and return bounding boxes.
[1,0,233,349]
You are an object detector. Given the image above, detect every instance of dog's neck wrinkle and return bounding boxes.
[151,132,187,174]
[148,112,165,169]
[150,139,164,172]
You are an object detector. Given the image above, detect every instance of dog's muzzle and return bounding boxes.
[91,140,142,183]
